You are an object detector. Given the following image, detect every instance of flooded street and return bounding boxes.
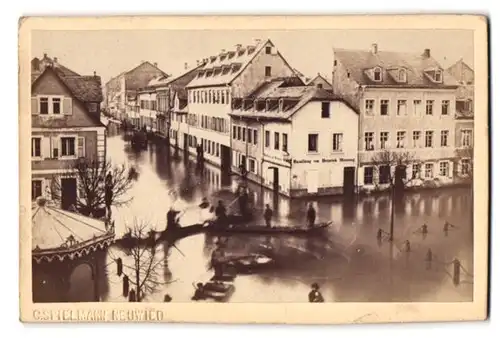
[99,125,473,303]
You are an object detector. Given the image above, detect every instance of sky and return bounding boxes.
[32,29,474,84]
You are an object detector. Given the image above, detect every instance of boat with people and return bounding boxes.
[215,253,275,274]
[204,221,333,236]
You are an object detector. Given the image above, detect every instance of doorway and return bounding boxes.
[269,167,279,192]
[183,133,188,151]
[343,166,356,196]
[220,145,232,185]
[61,178,77,211]
[306,170,319,193]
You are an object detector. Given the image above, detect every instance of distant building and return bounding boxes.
[185,38,298,177]
[307,73,333,91]
[104,61,167,119]
[230,80,359,197]
[447,58,474,85]
[31,56,105,210]
[332,44,459,192]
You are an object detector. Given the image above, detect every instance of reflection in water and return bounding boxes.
[94,126,473,302]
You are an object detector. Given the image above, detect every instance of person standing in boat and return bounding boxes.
[214,200,227,227]
[166,207,181,231]
[264,204,273,228]
[306,203,317,228]
[238,187,249,218]
[308,283,324,303]
[191,282,206,301]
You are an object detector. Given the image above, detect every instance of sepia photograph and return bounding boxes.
[19,15,489,324]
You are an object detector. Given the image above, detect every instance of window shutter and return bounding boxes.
[448,161,454,178]
[31,98,38,115]
[51,136,59,158]
[63,98,73,115]
[77,137,85,158]
[42,136,51,159]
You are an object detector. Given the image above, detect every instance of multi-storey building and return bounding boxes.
[104,61,167,120]
[332,44,459,192]
[31,56,106,210]
[185,39,297,176]
[448,59,474,180]
[230,79,359,197]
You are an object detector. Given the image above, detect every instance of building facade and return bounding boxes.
[230,83,359,197]
[332,44,459,193]
[31,58,106,210]
[184,39,297,175]
[104,61,167,120]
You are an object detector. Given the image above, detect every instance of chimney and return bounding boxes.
[53,57,58,63]
[93,71,97,77]
[43,53,47,58]
[371,43,378,54]
[254,38,262,45]
[235,44,242,51]
[184,62,188,70]
[154,62,158,67]
[422,48,431,58]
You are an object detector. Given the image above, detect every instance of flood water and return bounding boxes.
[97,125,473,303]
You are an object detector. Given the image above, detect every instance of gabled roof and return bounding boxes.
[230,86,358,122]
[31,55,81,83]
[186,39,271,88]
[333,47,459,88]
[307,74,332,87]
[246,76,306,98]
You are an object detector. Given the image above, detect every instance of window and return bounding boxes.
[380,99,389,115]
[211,142,215,155]
[61,137,76,156]
[237,126,241,140]
[216,143,220,157]
[334,60,337,66]
[380,132,389,149]
[207,140,211,154]
[412,131,421,148]
[441,100,450,115]
[398,69,407,82]
[242,128,246,142]
[39,97,49,114]
[365,99,375,116]
[435,70,442,82]
[461,129,472,147]
[440,130,449,147]
[265,46,272,54]
[461,159,471,175]
[397,100,407,115]
[425,131,433,148]
[282,133,288,152]
[31,180,42,201]
[317,83,323,89]
[424,163,434,178]
[249,158,256,173]
[274,132,280,150]
[221,91,225,104]
[321,102,330,118]
[379,165,390,184]
[364,167,374,185]
[364,132,374,151]
[31,137,41,158]
[396,131,406,148]
[253,130,258,145]
[52,98,61,114]
[265,66,271,77]
[308,134,318,152]
[374,67,382,81]
[413,100,422,116]
[332,133,343,152]
[265,131,270,148]
[247,129,252,144]
[439,161,450,177]
[233,126,237,139]
[426,100,434,115]
[412,163,421,179]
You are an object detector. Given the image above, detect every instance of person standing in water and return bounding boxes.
[306,203,317,228]
[264,204,273,228]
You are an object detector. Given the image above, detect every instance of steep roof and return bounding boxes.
[124,61,168,91]
[246,76,306,98]
[31,55,81,83]
[230,86,358,122]
[333,47,459,88]
[307,74,332,87]
[187,39,270,88]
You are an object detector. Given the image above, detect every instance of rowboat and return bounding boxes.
[221,253,275,274]
[205,221,332,235]
[160,223,205,241]
[192,280,235,302]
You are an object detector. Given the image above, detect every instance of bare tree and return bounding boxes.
[124,219,171,302]
[454,146,474,184]
[50,158,137,217]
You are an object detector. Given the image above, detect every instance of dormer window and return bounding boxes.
[279,98,284,112]
[398,69,407,82]
[373,67,382,82]
[435,70,443,82]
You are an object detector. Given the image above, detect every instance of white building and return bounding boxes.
[230,85,360,197]
[332,44,459,192]
[185,38,297,175]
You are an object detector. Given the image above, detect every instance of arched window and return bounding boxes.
[374,67,382,81]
